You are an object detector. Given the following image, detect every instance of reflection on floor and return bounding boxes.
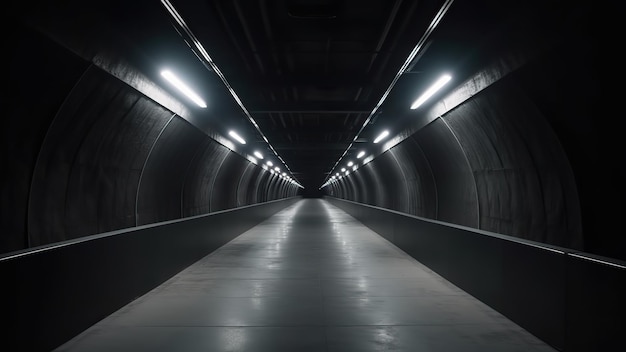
[55,199,556,352]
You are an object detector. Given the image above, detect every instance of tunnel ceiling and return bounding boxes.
[15,0,572,190]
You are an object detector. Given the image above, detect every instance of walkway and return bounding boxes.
[55,199,556,351]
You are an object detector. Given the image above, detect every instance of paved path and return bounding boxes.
[56,199,556,351]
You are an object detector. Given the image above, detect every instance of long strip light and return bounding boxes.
[373,130,389,144]
[160,70,207,108]
[228,131,246,144]
[160,0,302,188]
[319,0,455,188]
[410,74,452,109]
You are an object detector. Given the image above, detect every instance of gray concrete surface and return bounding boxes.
[55,199,556,351]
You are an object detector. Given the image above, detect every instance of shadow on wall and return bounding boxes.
[1,23,299,255]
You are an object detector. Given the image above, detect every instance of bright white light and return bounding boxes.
[282,172,286,176]
[267,161,273,167]
[228,130,246,144]
[161,70,207,108]
[357,150,366,159]
[374,130,389,143]
[254,151,264,159]
[410,74,452,109]
[274,167,280,172]
[336,173,340,176]
[341,168,346,172]
[347,161,354,167]
[345,171,349,175]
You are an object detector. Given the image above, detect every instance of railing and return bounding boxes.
[0,197,300,351]
[325,196,625,352]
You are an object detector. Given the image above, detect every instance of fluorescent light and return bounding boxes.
[410,74,451,109]
[341,168,346,172]
[267,161,273,167]
[347,161,353,167]
[161,70,207,108]
[253,151,264,159]
[356,150,365,159]
[374,130,389,143]
[228,130,246,144]
[282,172,286,176]
[274,167,280,172]
[336,173,340,176]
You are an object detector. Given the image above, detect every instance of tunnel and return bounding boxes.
[2,0,624,351]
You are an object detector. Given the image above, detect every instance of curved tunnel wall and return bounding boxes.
[326,33,626,260]
[1,23,299,255]
[326,6,626,261]
[329,75,584,251]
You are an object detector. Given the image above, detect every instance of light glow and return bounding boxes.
[228,130,246,144]
[357,150,366,159]
[410,74,452,109]
[374,130,389,144]
[267,161,273,167]
[341,168,346,172]
[274,167,280,172]
[347,161,353,167]
[254,151,264,159]
[161,70,207,108]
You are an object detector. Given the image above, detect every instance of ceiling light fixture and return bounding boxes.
[347,161,353,167]
[228,130,246,144]
[160,0,303,188]
[356,151,365,159]
[160,70,207,108]
[410,74,452,109]
[373,130,389,144]
[254,151,264,159]
[319,0,454,189]
[266,161,273,166]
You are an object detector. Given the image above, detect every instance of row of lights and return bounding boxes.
[160,0,302,188]
[321,74,452,189]
[161,69,302,188]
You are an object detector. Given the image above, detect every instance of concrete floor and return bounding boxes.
[55,199,556,352]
